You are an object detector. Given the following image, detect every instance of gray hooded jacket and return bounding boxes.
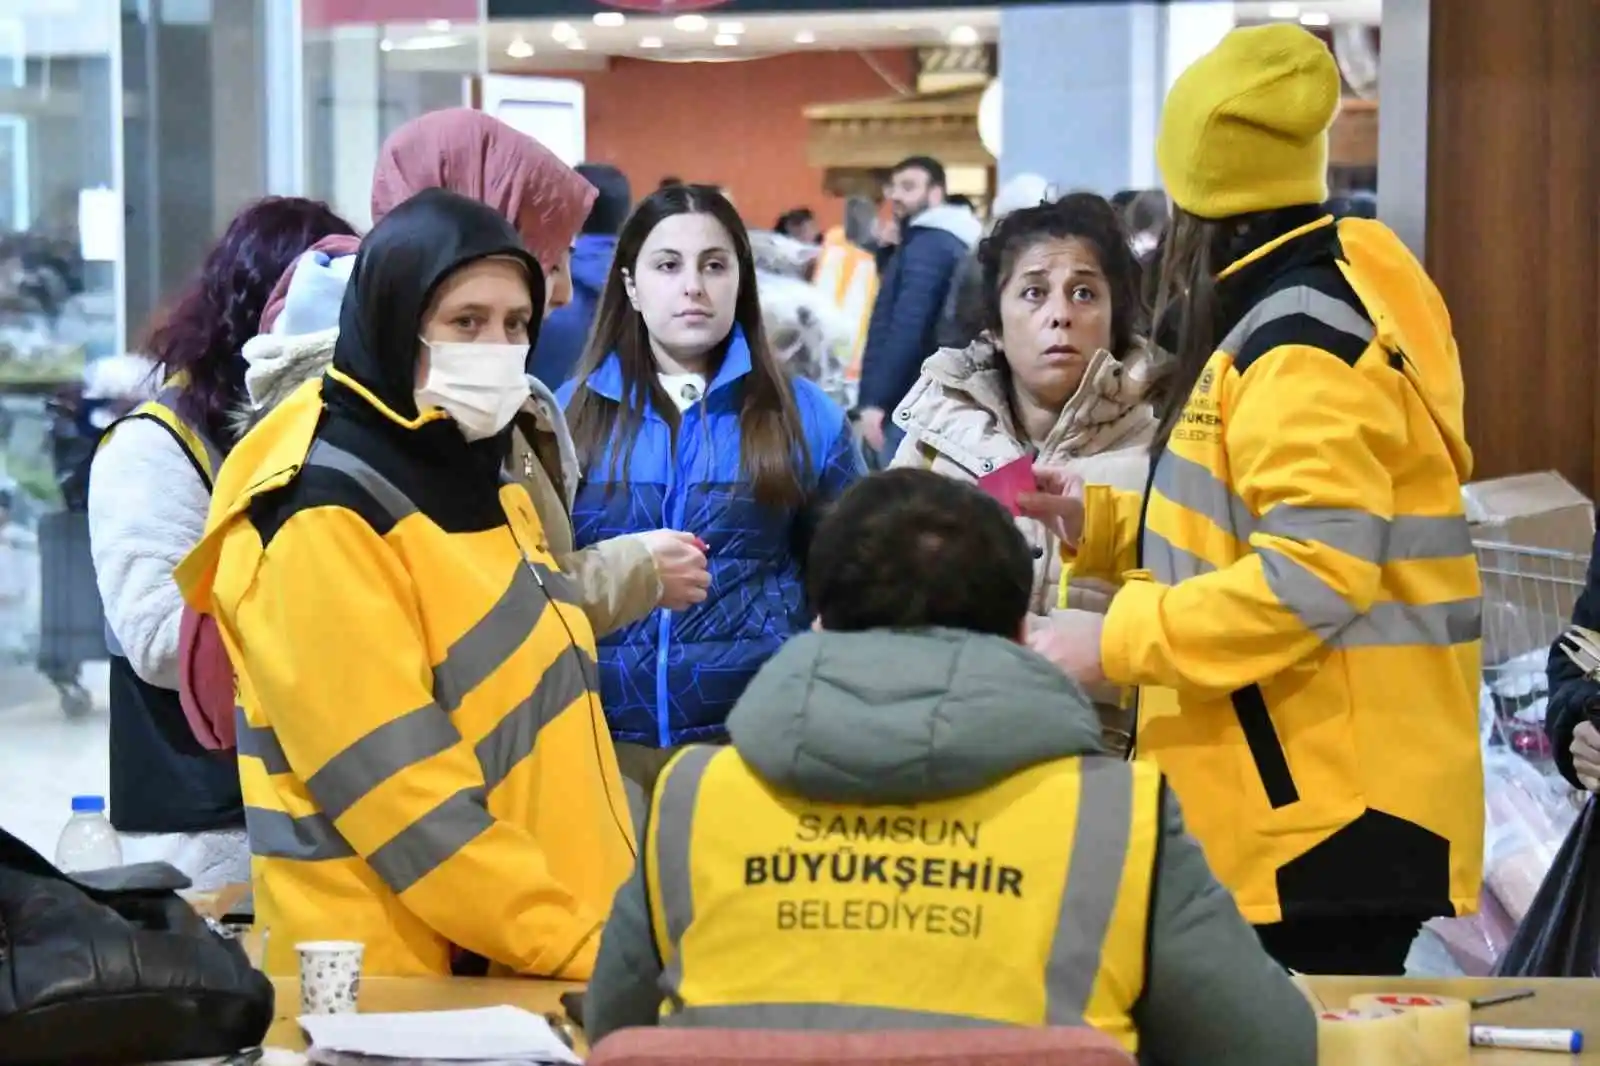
[586,628,1315,1064]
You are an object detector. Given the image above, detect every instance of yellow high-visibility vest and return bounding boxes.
[644,746,1162,1051]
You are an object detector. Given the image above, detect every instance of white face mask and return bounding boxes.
[414,340,531,442]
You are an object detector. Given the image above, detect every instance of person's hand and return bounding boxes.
[1026,612,1106,688]
[1017,466,1086,549]
[640,530,710,611]
[1573,720,1600,792]
[857,407,887,453]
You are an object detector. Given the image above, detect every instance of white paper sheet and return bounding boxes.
[298,1006,580,1064]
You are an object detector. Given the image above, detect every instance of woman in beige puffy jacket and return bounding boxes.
[892,193,1157,740]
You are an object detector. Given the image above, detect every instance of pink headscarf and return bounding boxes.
[370,108,597,274]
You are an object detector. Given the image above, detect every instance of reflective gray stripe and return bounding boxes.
[475,647,597,791]
[307,703,461,820]
[1388,514,1475,561]
[1045,757,1133,1026]
[652,745,721,1003]
[1259,506,1385,563]
[669,1003,1006,1031]
[153,385,224,477]
[245,806,354,861]
[1152,451,1254,539]
[1334,598,1482,648]
[304,439,417,523]
[433,564,547,713]
[237,711,292,776]
[1218,284,1376,358]
[1258,546,1359,639]
[1143,528,1215,585]
[365,786,495,895]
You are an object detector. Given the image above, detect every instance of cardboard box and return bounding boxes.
[1464,472,1595,665]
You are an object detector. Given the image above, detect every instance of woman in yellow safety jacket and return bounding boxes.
[1019,24,1483,976]
[177,188,636,978]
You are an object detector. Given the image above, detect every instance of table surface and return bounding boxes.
[267,975,1600,1061]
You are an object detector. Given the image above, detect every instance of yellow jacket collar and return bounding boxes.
[325,366,450,432]
[1216,213,1334,282]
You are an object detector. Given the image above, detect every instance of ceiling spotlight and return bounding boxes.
[713,33,738,46]
[1299,11,1332,26]
[550,21,575,42]
[947,25,980,46]
[426,19,451,32]
[565,38,587,50]
[1267,2,1299,18]
[673,14,708,32]
[793,29,816,44]
[593,11,625,28]
[639,35,663,49]
[717,21,745,34]
[506,35,534,59]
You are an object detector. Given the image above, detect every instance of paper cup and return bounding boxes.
[296,940,364,1016]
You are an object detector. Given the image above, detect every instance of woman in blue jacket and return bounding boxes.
[560,184,863,791]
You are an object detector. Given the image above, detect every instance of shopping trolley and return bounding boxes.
[1474,540,1590,762]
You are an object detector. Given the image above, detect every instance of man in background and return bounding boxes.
[856,156,980,463]
[530,163,632,388]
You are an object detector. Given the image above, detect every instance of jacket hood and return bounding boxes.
[569,234,615,299]
[1330,217,1473,480]
[335,187,543,420]
[726,628,1105,805]
[268,249,355,338]
[234,328,339,437]
[911,204,983,249]
[897,334,1159,474]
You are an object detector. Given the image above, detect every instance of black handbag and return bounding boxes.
[0,825,274,1065]
[1497,794,1600,977]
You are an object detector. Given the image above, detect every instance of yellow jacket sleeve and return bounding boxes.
[1065,485,1145,583]
[233,506,607,977]
[1101,347,1402,694]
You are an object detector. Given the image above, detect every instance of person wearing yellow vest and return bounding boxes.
[1017,24,1484,976]
[586,468,1313,1063]
[176,190,636,977]
[88,197,356,889]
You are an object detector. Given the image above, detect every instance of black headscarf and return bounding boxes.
[332,187,546,420]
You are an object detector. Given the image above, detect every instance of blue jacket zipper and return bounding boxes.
[654,406,695,748]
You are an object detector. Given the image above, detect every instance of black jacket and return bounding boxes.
[1545,516,1600,788]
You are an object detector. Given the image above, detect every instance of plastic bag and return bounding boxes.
[1496,795,1600,977]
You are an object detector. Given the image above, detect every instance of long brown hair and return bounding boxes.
[566,184,811,508]
[1148,206,1237,452]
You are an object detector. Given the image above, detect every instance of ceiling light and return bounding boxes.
[386,34,463,52]
[550,21,575,42]
[379,37,394,51]
[426,19,451,32]
[713,33,738,46]
[793,29,816,44]
[1267,2,1299,18]
[565,38,587,50]
[593,11,625,28]
[506,35,533,59]
[673,14,708,32]
[717,21,745,34]
[1298,11,1332,26]
[639,35,663,48]
[947,25,980,46]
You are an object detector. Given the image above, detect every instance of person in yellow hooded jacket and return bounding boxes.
[176,187,636,978]
[1019,24,1483,976]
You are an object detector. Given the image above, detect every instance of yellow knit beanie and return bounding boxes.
[1157,24,1342,220]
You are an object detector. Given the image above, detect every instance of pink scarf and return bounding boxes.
[371,108,597,273]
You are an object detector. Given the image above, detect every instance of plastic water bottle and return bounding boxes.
[54,795,123,873]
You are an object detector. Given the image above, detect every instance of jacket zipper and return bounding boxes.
[1125,442,1161,760]
[654,402,701,748]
